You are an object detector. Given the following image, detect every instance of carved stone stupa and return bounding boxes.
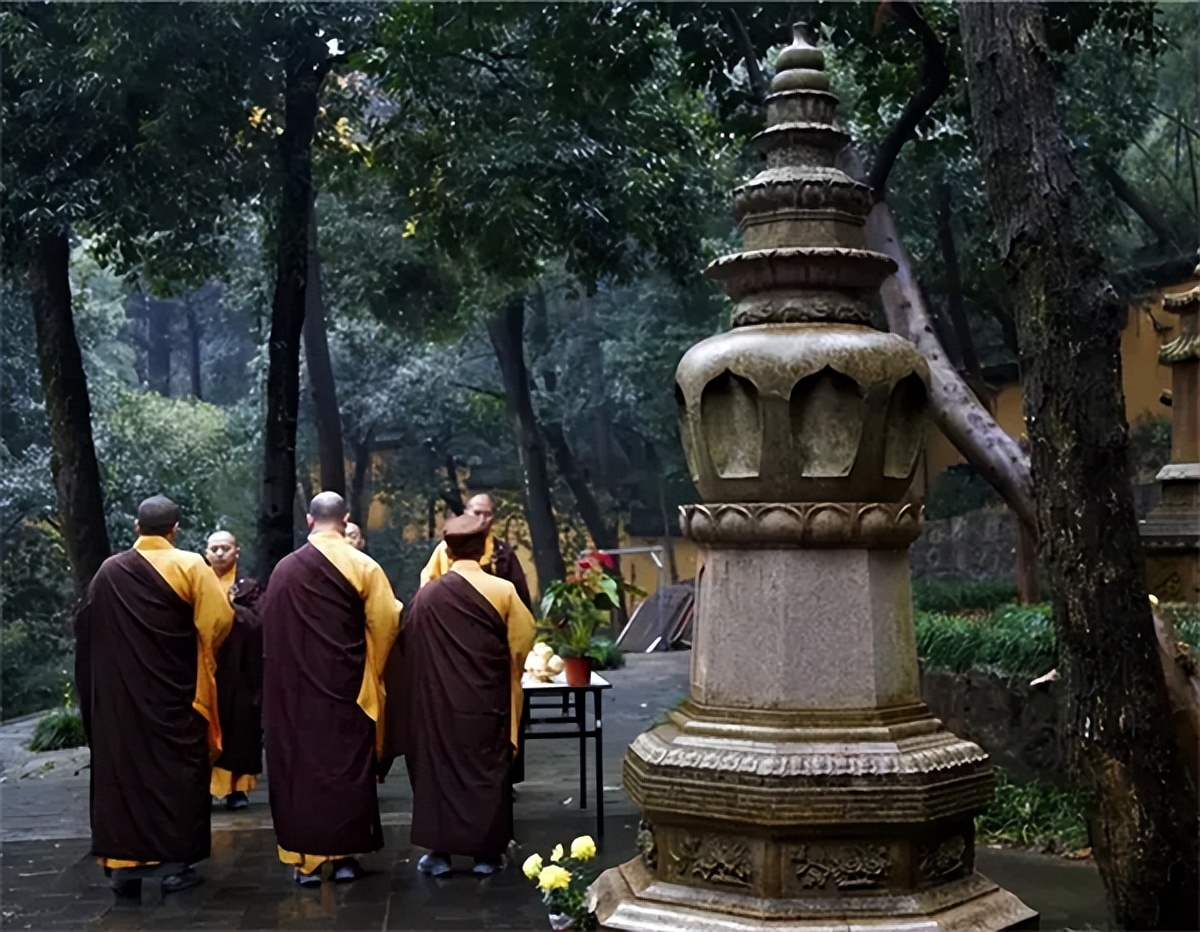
[1141,251,1200,603]
[592,27,1037,930]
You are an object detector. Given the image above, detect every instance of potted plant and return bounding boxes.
[540,551,622,686]
[522,835,600,931]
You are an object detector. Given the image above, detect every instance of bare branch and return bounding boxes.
[868,1,950,200]
[724,6,769,103]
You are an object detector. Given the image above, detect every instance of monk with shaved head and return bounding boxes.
[74,495,234,898]
[261,491,402,886]
[205,530,264,811]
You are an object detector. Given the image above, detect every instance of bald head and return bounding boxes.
[205,531,239,576]
[307,491,349,535]
[135,495,180,539]
[463,493,496,532]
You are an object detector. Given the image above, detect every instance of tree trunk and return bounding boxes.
[302,194,345,495]
[486,293,566,590]
[256,44,329,581]
[440,452,464,515]
[934,179,982,380]
[961,5,1198,928]
[348,425,375,528]
[146,298,172,396]
[543,421,618,552]
[29,230,111,593]
[186,301,203,400]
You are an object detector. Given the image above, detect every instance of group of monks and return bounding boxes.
[73,489,535,896]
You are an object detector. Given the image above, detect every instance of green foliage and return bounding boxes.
[925,465,1005,520]
[1128,414,1172,484]
[915,605,1057,679]
[912,580,1019,614]
[588,635,624,671]
[28,707,86,753]
[1162,602,1200,651]
[976,769,1090,854]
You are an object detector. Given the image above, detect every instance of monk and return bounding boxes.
[419,493,534,788]
[205,531,263,811]
[420,493,531,610]
[261,492,402,887]
[346,522,365,551]
[397,512,535,876]
[74,495,234,897]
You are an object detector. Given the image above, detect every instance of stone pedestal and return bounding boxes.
[1141,260,1200,602]
[593,26,1035,930]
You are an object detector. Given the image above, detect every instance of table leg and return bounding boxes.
[577,688,587,809]
[595,689,604,838]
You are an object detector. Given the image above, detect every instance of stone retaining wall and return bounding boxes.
[921,668,1068,787]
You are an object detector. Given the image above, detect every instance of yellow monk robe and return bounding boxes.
[100,535,234,870]
[209,563,258,798]
[275,530,402,874]
[450,560,535,749]
[420,535,495,587]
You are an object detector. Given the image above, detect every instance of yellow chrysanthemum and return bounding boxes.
[522,853,543,879]
[550,843,565,863]
[537,864,572,893]
[570,835,597,861]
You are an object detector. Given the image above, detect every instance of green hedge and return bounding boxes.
[976,768,1089,853]
[912,580,1018,614]
[916,605,1056,678]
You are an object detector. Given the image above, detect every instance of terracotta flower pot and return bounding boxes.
[563,656,592,687]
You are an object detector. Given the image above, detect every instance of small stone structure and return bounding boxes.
[593,26,1036,931]
[1140,252,1200,603]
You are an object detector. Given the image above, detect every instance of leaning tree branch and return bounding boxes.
[725,6,769,103]
[1094,157,1183,251]
[867,1,950,200]
[840,147,1039,534]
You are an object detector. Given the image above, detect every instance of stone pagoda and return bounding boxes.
[1141,251,1200,603]
[592,27,1037,931]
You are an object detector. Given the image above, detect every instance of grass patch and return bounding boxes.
[28,707,86,752]
[912,580,1018,614]
[916,604,1056,679]
[977,769,1089,854]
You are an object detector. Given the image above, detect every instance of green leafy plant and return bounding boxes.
[915,604,1057,678]
[28,707,86,752]
[539,551,622,661]
[522,835,599,931]
[912,580,1019,614]
[976,769,1089,853]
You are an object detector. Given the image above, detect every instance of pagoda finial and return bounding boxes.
[770,22,829,92]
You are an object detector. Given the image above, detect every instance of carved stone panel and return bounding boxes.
[667,833,754,889]
[917,834,968,884]
[789,843,892,893]
[636,819,658,872]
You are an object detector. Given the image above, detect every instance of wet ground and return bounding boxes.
[1,653,1108,930]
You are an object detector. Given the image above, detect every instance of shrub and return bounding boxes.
[915,604,1056,678]
[912,580,1019,614]
[976,769,1089,853]
[28,707,86,752]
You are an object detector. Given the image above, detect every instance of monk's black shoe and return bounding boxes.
[224,791,250,810]
[417,853,452,877]
[293,868,322,887]
[472,856,505,876]
[333,858,364,882]
[159,868,202,894]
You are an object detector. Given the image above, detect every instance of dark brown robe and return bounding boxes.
[491,539,532,611]
[74,550,211,864]
[261,544,382,857]
[213,578,263,777]
[398,572,514,858]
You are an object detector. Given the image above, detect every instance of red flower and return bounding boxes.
[593,551,615,570]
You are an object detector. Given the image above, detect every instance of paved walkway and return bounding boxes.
[1,653,1108,930]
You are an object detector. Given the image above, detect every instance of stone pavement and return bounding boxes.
[1,653,1108,930]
